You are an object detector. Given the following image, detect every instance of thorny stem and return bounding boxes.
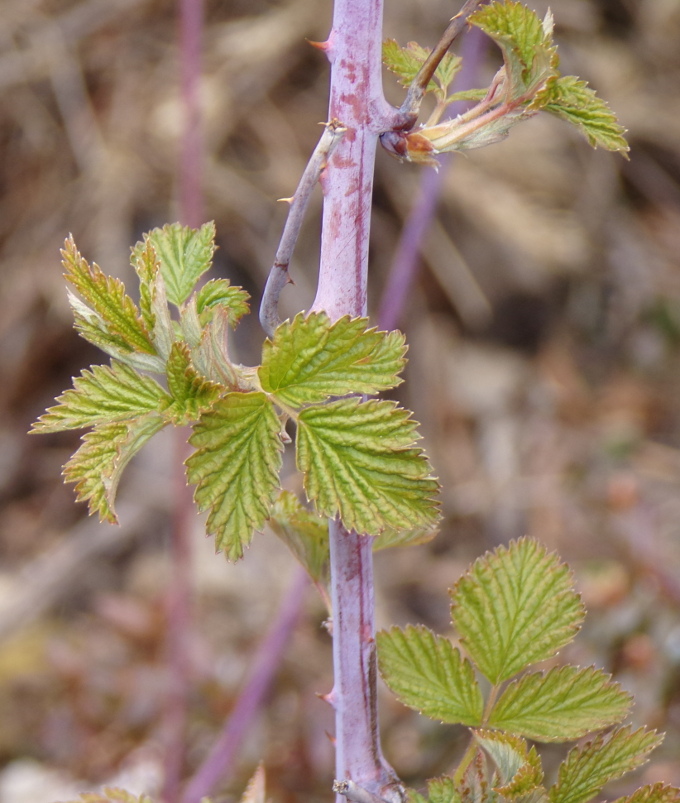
[399,0,487,121]
[310,0,404,799]
[259,119,347,337]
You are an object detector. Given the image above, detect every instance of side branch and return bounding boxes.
[399,0,486,122]
[259,119,347,337]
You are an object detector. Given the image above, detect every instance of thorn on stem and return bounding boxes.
[317,689,336,706]
[307,38,331,52]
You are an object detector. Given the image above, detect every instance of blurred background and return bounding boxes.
[1,0,680,800]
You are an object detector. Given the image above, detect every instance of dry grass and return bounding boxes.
[1,0,680,800]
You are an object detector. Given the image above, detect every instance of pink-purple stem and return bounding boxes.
[174,3,481,801]
[378,25,486,331]
[310,0,407,799]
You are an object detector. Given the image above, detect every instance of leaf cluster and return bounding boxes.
[33,225,440,561]
[378,539,677,803]
[382,39,463,103]
[382,0,628,162]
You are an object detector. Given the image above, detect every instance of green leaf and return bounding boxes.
[64,414,168,522]
[165,342,223,424]
[475,731,545,798]
[407,790,429,803]
[138,222,216,306]
[469,1,557,99]
[372,524,437,551]
[190,306,242,388]
[612,785,680,803]
[187,392,283,561]
[408,777,461,803]
[383,40,461,98]
[377,625,483,725]
[269,491,330,601]
[130,237,160,333]
[487,665,632,742]
[461,751,491,803]
[32,361,171,433]
[540,75,629,154]
[450,538,585,684]
[259,312,406,409]
[130,238,175,360]
[549,727,663,803]
[196,278,250,327]
[296,397,440,535]
[179,295,203,348]
[63,236,157,357]
[420,107,532,154]
[67,292,166,373]
[445,89,487,105]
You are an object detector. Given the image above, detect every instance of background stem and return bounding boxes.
[179,567,308,803]
[162,1,204,799]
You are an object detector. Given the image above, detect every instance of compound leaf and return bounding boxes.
[377,625,483,725]
[63,236,156,357]
[469,1,557,99]
[549,727,663,803]
[540,75,629,154]
[296,397,440,535]
[383,39,461,97]
[32,361,171,433]
[450,538,585,684]
[64,413,168,522]
[165,342,223,424]
[196,278,250,327]
[140,221,215,306]
[612,785,680,803]
[488,665,632,742]
[259,312,406,408]
[187,392,283,561]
